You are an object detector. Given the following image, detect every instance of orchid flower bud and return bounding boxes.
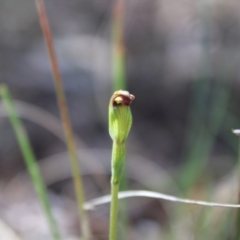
[109,90,135,144]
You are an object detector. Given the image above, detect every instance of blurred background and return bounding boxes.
[1,0,240,239]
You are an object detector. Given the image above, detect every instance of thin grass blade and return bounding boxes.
[84,190,240,210]
[0,84,61,240]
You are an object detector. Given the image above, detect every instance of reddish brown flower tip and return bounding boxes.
[112,90,135,107]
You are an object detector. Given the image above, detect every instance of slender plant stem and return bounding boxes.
[110,182,119,240]
[34,1,91,239]
[0,84,61,240]
[109,142,125,240]
[233,138,240,240]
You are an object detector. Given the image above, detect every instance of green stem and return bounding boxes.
[109,142,125,240]
[0,85,61,240]
[233,138,240,240]
[110,183,119,240]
